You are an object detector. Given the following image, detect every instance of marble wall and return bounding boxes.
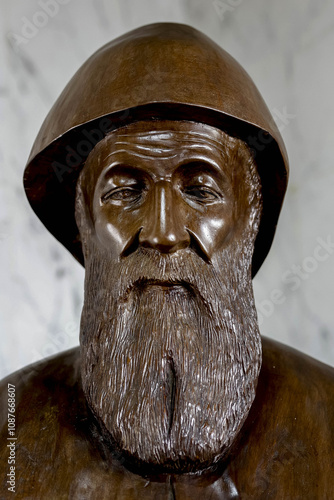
[1,0,334,378]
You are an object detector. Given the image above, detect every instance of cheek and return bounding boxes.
[93,206,144,257]
[188,209,236,257]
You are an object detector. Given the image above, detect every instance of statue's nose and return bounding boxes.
[138,181,190,254]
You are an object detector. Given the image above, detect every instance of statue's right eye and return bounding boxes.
[102,186,143,204]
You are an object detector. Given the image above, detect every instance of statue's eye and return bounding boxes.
[102,187,143,204]
[183,185,219,202]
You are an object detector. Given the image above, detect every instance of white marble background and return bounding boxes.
[1,0,334,378]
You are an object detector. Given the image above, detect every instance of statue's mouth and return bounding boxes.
[144,279,187,289]
[127,278,197,295]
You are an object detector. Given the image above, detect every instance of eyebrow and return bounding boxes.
[99,158,232,193]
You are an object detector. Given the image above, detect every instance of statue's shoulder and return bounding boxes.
[0,347,82,424]
[0,348,108,498]
[0,347,83,443]
[261,335,334,401]
[0,346,81,385]
[258,335,334,432]
[225,338,334,497]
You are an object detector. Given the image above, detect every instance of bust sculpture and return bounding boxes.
[1,23,333,499]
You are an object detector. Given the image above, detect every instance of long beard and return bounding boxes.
[80,241,261,473]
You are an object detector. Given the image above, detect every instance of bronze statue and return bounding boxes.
[1,23,333,499]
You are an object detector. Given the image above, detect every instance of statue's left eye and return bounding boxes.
[183,186,219,202]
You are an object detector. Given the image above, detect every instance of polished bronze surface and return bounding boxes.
[76,119,263,475]
[1,338,334,499]
[23,22,288,276]
[1,22,333,500]
[79,120,255,263]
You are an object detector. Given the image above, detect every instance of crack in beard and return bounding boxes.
[80,241,262,473]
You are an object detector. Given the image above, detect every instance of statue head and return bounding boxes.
[23,23,289,473]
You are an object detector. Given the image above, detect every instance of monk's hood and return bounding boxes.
[23,22,288,276]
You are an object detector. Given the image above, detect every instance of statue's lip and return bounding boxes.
[141,279,186,288]
[133,278,195,293]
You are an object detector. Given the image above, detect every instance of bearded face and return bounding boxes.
[76,120,263,473]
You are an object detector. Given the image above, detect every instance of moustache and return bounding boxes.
[94,246,221,302]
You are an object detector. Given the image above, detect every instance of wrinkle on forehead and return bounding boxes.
[102,126,238,161]
[105,148,179,162]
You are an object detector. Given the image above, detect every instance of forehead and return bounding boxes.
[81,120,242,190]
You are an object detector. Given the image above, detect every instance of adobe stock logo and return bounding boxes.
[51,110,130,183]
[212,0,244,22]
[257,236,334,325]
[7,0,72,51]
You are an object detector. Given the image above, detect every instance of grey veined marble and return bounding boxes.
[1,0,334,377]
